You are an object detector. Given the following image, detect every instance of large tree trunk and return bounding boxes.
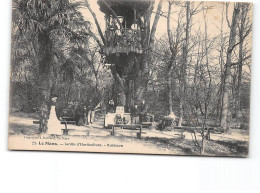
[235,4,249,117]
[37,32,54,133]
[221,3,241,131]
[135,0,163,103]
[110,67,126,106]
[38,66,52,132]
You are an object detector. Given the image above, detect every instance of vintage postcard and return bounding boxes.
[9,0,252,157]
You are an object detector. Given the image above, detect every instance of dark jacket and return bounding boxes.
[107,104,115,113]
[140,103,148,115]
[131,106,140,117]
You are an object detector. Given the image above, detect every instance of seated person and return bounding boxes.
[115,106,125,124]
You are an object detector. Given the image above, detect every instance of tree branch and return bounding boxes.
[85,0,106,45]
[149,0,163,48]
[167,2,174,55]
[231,24,252,51]
[226,3,231,29]
[231,55,251,66]
[88,30,103,49]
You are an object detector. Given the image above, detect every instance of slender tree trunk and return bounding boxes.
[178,101,183,127]
[178,2,190,126]
[168,69,173,113]
[167,2,177,115]
[95,74,100,92]
[217,4,226,120]
[125,79,132,112]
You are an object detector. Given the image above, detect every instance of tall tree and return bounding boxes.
[178,1,203,126]
[221,3,241,131]
[85,0,163,109]
[12,0,90,132]
[167,1,182,115]
[234,3,252,117]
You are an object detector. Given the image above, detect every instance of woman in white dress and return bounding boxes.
[47,96,62,135]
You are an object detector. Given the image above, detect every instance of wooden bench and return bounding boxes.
[174,126,214,140]
[33,120,41,124]
[60,121,76,135]
[107,124,143,139]
[33,120,76,135]
[141,122,154,129]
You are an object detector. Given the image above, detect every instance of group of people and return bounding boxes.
[73,98,151,126]
[130,100,149,124]
[107,99,150,124]
[74,100,97,126]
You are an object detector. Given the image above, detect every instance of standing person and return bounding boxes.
[87,99,94,124]
[83,105,88,125]
[139,100,148,123]
[47,95,62,135]
[131,103,140,124]
[74,104,82,126]
[107,100,115,113]
[87,99,92,124]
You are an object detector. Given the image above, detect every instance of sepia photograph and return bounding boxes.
[8,0,253,157]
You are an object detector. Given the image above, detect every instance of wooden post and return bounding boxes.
[62,121,68,135]
[180,129,185,139]
[63,130,69,135]
[111,125,115,136]
[206,128,211,140]
[137,125,142,139]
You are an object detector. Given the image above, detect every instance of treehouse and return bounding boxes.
[97,0,150,55]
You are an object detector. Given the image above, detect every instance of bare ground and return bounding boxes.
[8,113,249,157]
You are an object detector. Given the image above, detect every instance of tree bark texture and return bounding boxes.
[221,3,241,131]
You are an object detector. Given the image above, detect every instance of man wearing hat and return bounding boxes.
[107,99,115,113]
[83,105,88,125]
[131,103,140,124]
[140,99,148,123]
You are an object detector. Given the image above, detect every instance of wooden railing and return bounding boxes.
[103,28,143,54]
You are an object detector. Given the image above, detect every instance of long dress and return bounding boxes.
[47,105,62,135]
